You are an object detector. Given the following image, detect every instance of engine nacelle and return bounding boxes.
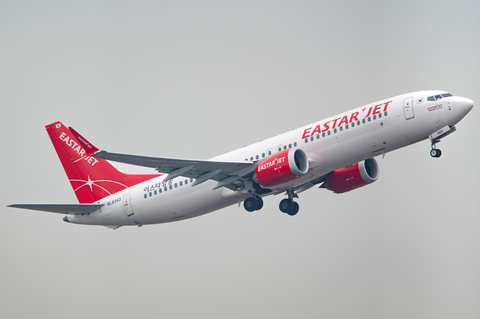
[323,158,379,194]
[253,148,309,189]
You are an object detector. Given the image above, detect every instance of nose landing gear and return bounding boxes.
[430,139,442,158]
[430,147,442,158]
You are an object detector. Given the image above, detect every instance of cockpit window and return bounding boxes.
[427,93,453,101]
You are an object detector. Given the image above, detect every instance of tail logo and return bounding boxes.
[70,175,129,196]
[59,132,99,166]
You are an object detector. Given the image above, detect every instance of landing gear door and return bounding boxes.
[123,194,134,217]
[404,97,414,120]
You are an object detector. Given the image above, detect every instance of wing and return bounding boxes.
[93,151,256,191]
[8,204,104,215]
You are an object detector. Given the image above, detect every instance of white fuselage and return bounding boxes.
[66,91,472,227]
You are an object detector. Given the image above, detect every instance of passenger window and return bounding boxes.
[378,113,382,118]
[368,117,371,122]
[384,111,388,116]
[339,126,343,131]
[357,120,360,125]
[322,132,325,137]
[334,128,337,133]
[268,150,272,155]
[284,145,287,150]
[256,155,259,160]
[154,190,157,195]
[175,183,177,188]
[144,194,147,199]
[289,143,292,148]
[294,142,297,147]
[278,147,282,152]
[310,136,314,141]
[169,185,172,190]
[262,153,265,158]
[180,181,183,186]
[304,138,308,143]
[190,178,193,182]
[250,157,253,161]
[327,131,331,135]
[159,189,162,193]
[185,179,188,184]
[362,119,366,124]
[149,192,152,197]
[164,187,167,192]
[316,134,320,139]
[346,124,349,129]
[373,115,376,120]
[351,122,355,127]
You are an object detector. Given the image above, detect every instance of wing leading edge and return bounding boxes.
[93,151,256,190]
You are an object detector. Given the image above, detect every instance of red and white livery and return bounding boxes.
[9,91,474,228]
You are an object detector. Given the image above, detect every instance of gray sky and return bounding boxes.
[1,1,479,318]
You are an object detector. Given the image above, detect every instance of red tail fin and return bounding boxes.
[46,122,160,204]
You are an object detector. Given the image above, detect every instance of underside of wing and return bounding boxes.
[8,204,104,215]
[93,151,257,190]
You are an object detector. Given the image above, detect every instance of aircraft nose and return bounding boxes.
[454,96,474,118]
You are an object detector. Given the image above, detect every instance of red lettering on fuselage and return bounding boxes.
[312,125,322,135]
[349,112,359,122]
[383,100,392,111]
[302,128,312,139]
[331,118,341,129]
[338,116,348,126]
[299,100,394,138]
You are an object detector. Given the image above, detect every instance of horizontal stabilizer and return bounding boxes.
[8,204,104,215]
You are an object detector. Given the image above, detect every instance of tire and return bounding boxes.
[244,197,257,212]
[279,199,293,213]
[287,202,299,216]
[255,197,264,210]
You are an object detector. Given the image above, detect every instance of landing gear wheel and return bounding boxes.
[279,199,293,213]
[430,148,442,158]
[244,197,257,212]
[254,197,264,210]
[286,202,299,216]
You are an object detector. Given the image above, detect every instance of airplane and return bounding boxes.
[8,90,474,229]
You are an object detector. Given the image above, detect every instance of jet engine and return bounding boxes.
[253,148,309,189]
[323,158,379,194]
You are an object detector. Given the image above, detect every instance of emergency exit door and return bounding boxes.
[123,194,134,217]
[403,97,414,120]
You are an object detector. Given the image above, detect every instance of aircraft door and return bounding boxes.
[123,194,134,217]
[403,97,414,120]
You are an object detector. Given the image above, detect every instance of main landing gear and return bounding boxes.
[243,188,300,216]
[279,188,299,216]
[243,196,263,212]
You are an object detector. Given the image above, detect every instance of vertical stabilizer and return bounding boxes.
[45,122,160,204]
